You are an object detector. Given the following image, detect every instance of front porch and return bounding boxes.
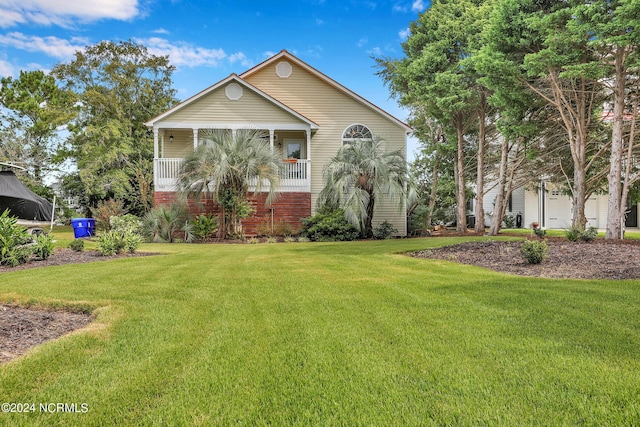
[154,158,311,192]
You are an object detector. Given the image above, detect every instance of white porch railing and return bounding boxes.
[154,158,311,192]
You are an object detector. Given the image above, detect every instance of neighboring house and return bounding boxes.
[477,182,639,230]
[145,50,412,236]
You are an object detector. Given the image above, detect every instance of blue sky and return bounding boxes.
[0,0,430,157]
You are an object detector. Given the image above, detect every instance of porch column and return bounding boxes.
[269,129,275,151]
[153,128,159,158]
[193,128,199,150]
[306,128,311,179]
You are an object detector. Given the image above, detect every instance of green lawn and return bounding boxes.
[2,232,640,425]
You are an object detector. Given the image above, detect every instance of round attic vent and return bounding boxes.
[276,61,292,78]
[225,82,243,100]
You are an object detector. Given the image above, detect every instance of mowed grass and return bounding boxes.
[1,233,640,426]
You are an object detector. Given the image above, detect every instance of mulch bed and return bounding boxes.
[411,238,640,280]
[0,248,157,364]
[0,304,92,364]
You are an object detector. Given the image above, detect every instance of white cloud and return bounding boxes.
[357,38,368,48]
[228,52,252,68]
[0,32,86,59]
[152,28,170,35]
[412,0,426,12]
[368,46,383,56]
[0,60,15,77]
[135,37,252,69]
[393,4,408,13]
[0,0,140,28]
[399,28,410,40]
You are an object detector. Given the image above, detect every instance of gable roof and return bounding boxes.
[145,74,319,129]
[240,50,412,133]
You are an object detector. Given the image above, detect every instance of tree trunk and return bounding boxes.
[572,166,587,230]
[425,152,440,231]
[365,191,375,238]
[455,116,467,233]
[489,135,509,236]
[475,91,486,235]
[605,47,627,240]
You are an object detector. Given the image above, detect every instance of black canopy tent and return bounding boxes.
[0,171,54,221]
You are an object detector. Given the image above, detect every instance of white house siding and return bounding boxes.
[523,189,539,228]
[243,60,408,235]
[480,185,526,227]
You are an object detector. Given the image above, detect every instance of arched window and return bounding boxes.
[342,124,372,144]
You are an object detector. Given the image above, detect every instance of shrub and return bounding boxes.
[565,226,598,242]
[520,240,548,264]
[503,215,516,229]
[123,233,142,253]
[297,236,310,243]
[0,210,33,267]
[284,236,296,243]
[110,214,143,236]
[266,237,277,243]
[581,227,598,242]
[565,226,581,242]
[372,220,397,240]
[533,227,547,239]
[255,220,294,237]
[69,239,85,252]
[300,209,359,242]
[191,214,218,239]
[143,203,192,243]
[33,234,54,260]
[91,199,127,231]
[247,237,259,244]
[98,230,126,256]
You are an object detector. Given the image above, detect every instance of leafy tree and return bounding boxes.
[318,136,407,238]
[482,0,609,231]
[52,40,178,216]
[178,129,282,239]
[377,0,489,233]
[0,70,75,182]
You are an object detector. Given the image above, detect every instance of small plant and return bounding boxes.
[565,226,581,242]
[520,240,548,264]
[97,230,126,256]
[143,203,193,243]
[247,237,259,244]
[503,215,516,229]
[0,210,33,267]
[297,236,310,243]
[284,236,296,243]
[68,238,85,252]
[123,233,142,253]
[266,237,277,243]
[33,234,54,260]
[581,227,598,242]
[372,220,397,240]
[565,226,598,242]
[533,227,547,239]
[191,214,218,239]
[91,199,127,231]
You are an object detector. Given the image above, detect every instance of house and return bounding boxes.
[479,182,639,230]
[145,50,412,236]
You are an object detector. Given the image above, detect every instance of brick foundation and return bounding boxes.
[154,191,311,236]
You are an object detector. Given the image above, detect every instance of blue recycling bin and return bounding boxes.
[71,218,95,238]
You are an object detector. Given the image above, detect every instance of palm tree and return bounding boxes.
[178,129,281,238]
[319,136,407,237]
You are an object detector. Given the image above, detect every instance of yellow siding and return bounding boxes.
[244,61,408,235]
[163,82,305,124]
